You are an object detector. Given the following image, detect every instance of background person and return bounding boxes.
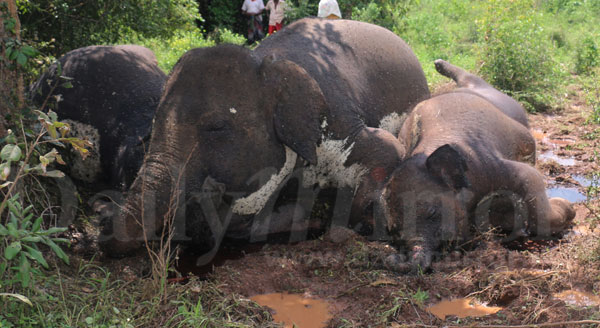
[318,0,342,19]
[265,0,287,34]
[242,0,265,43]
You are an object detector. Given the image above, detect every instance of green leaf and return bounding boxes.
[16,52,27,66]
[6,222,18,238]
[1,144,22,162]
[21,236,41,243]
[23,245,49,269]
[0,223,8,236]
[5,241,22,260]
[32,216,43,233]
[61,81,73,89]
[19,253,30,287]
[20,45,37,57]
[43,239,69,264]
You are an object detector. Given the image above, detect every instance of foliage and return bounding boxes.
[351,0,416,34]
[284,0,318,22]
[476,0,558,111]
[16,0,201,56]
[576,37,599,75]
[124,30,214,73]
[0,63,89,296]
[0,194,69,288]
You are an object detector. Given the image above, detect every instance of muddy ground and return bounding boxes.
[72,83,600,327]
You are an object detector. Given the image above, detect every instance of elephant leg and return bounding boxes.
[346,127,406,232]
[499,160,575,237]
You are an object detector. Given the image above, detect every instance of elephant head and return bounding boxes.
[379,145,473,273]
[99,44,329,256]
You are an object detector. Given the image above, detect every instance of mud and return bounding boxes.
[426,298,502,320]
[250,293,332,328]
[553,290,600,307]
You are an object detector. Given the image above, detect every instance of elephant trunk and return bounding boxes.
[99,150,181,257]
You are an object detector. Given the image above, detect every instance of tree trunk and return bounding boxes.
[0,0,23,137]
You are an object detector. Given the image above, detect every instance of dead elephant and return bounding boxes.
[379,60,575,273]
[31,45,166,191]
[99,18,431,258]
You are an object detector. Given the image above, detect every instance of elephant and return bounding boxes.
[99,18,431,258]
[379,60,575,273]
[30,45,166,191]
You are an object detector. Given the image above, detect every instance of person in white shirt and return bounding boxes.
[241,0,265,43]
[265,0,287,34]
[318,0,342,19]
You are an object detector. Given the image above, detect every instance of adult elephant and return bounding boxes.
[31,45,166,191]
[100,18,430,258]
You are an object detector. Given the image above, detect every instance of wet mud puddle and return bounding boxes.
[250,293,332,328]
[533,129,593,202]
[426,298,502,320]
[554,290,600,307]
[547,174,596,203]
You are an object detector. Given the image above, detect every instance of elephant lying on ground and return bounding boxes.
[31,45,166,191]
[100,18,431,258]
[380,60,575,273]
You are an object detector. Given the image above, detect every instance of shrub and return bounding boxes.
[128,30,215,73]
[350,0,415,34]
[477,0,557,111]
[576,37,599,75]
[18,0,202,57]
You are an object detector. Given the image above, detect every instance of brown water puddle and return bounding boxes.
[427,298,502,320]
[250,293,332,328]
[554,290,600,307]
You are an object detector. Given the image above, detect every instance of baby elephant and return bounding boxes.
[380,60,574,273]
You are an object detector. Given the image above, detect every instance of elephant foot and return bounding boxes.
[434,59,458,81]
[383,245,433,274]
[384,253,411,273]
[548,197,576,234]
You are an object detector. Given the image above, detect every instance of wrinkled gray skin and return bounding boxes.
[380,60,575,273]
[100,18,430,257]
[31,45,166,191]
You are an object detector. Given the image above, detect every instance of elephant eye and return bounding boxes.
[204,120,228,132]
[426,207,437,220]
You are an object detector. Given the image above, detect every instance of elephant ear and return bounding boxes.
[426,144,470,190]
[260,55,325,165]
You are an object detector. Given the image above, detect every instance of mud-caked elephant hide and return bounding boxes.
[100,18,431,258]
[379,60,575,273]
[30,45,166,191]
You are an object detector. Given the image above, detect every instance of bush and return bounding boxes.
[350,0,415,33]
[477,0,558,111]
[18,0,202,57]
[127,30,215,73]
[576,37,599,75]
